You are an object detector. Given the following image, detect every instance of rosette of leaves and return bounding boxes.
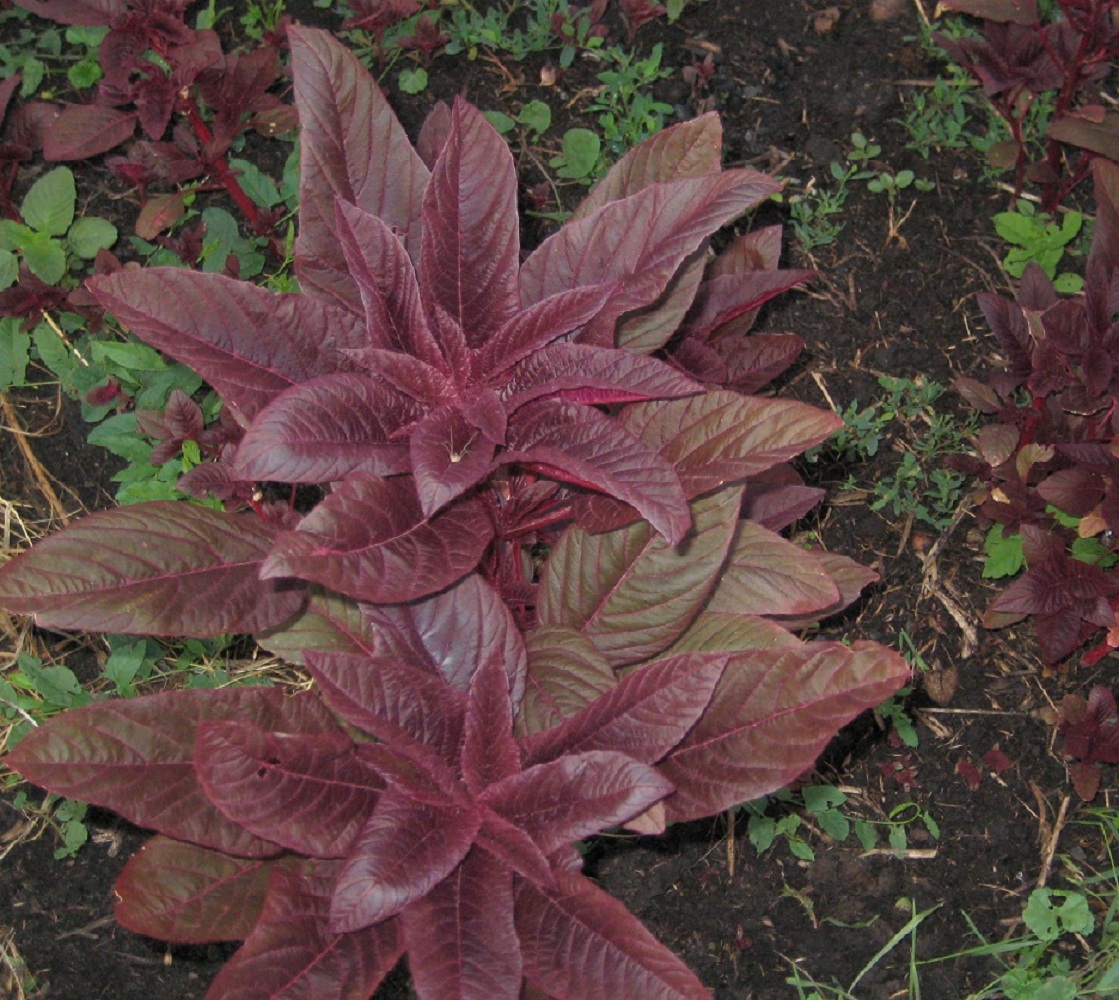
[954,159,1119,663]
[0,25,909,999]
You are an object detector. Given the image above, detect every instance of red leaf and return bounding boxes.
[42,104,136,159]
[956,757,983,791]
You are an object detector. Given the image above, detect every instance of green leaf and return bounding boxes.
[982,524,1025,579]
[228,158,282,209]
[22,166,76,236]
[67,216,118,258]
[21,234,67,284]
[816,808,849,842]
[19,57,44,97]
[747,813,775,853]
[1053,272,1084,294]
[518,100,551,136]
[87,413,154,463]
[854,819,878,851]
[398,66,428,94]
[887,825,908,851]
[90,339,169,374]
[0,317,31,389]
[0,220,32,251]
[483,110,517,135]
[0,248,17,291]
[68,58,102,89]
[1023,889,1094,942]
[553,128,601,180]
[993,211,1038,246]
[802,785,845,814]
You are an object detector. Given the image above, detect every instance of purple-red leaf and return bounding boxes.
[520,652,729,768]
[462,654,521,793]
[421,99,520,346]
[621,392,842,500]
[482,751,674,854]
[195,723,385,858]
[115,836,278,944]
[516,625,616,737]
[307,650,466,759]
[233,373,418,483]
[42,104,136,160]
[329,788,480,931]
[254,588,380,664]
[411,404,498,515]
[504,399,691,545]
[89,269,362,422]
[5,688,338,856]
[262,474,494,604]
[659,642,909,821]
[206,862,402,1000]
[516,871,712,1000]
[0,502,303,636]
[400,849,522,1000]
[289,26,429,307]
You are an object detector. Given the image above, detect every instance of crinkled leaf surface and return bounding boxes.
[0,502,303,636]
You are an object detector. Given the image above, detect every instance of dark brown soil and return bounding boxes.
[1,1,1111,998]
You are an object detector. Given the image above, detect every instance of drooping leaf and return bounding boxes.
[289,26,429,307]
[400,849,522,1000]
[262,475,494,604]
[206,862,403,1000]
[5,689,338,856]
[538,487,741,667]
[658,642,909,821]
[195,723,385,858]
[516,872,712,1000]
[114,836,278,943]
[88,270,362,422]
[0,502,303,636]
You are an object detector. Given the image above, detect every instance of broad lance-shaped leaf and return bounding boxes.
[360,573,528,705]
[411,403,498,516]
[658,641,909,822]
[115,836,280,944]
[421,98,521,347]
[538,486,741,668]
[462,651,521,794]
[504,399,691,546]
[621,392,842,500]
[480,751,674,855]
[5,688,338,857]
[704,520,839,617]
[206,862,403,1000]
[194,723,385,859]
[515,871,712,1000]
[290,26,429,308]
[519,652,729,768]
[88,269,362,423]
[330,788,481,932]
[572,113,723,220]
[261,474,494,604]
[233,373,419,483]
[0,502,303,636]
[400,849,522,1000]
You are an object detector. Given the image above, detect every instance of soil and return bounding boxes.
[0,1,1112,998]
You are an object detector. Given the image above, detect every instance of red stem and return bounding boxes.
[181,98,268,234]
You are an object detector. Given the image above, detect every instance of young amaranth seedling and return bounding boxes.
[0,27,908,1000]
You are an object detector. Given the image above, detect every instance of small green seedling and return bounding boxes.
[993,200,1084,293]
[0,166,117,289]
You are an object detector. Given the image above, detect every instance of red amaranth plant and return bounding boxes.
[0,26,908,999]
